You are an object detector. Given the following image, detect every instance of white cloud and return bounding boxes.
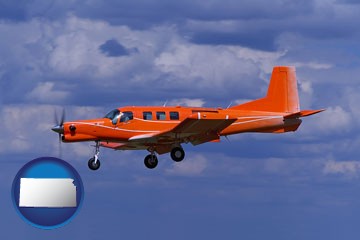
[300,106,351,135]
[290,61,333,70]
[0,104,103,154]
[26,82,69,103]
[154,43,283,91]
[167,98,205,107]
[323,160,360,178]
[0,15,292,107]
[165,154,207,176]
[233,99,253,105]
[299,80,313,95]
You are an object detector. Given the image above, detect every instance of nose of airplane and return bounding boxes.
[52,125,64,134]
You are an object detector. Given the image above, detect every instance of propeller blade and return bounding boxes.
[54,108,66,127]
[60,108,65,126]
[54,110,59,126]
[58,134,62,159]
[52,108,66,159]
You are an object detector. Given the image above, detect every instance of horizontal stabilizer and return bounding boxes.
[284,109,325,119]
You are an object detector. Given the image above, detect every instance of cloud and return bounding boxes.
[165,154,207,176]
[99,39,138,57]
[290,61,333,70]
[323,160,360,178]
[298,106,351,137]
[167,98,205,107]
[26,82,69,103]
[1,15,291,107]
[0,104,104,155]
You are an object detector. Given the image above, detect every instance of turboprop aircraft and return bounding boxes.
[52,66,324,170]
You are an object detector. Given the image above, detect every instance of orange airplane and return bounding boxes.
[52,66,324,170]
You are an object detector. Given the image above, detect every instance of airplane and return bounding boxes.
[51,66,324,170]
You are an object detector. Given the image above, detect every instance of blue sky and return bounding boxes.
[1,0,360,239]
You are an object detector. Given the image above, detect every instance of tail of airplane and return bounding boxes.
[231,66,300,113]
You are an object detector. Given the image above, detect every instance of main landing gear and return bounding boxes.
[143,146,185,169]
[88,141,101,171]
[144,154,158,169]
[170,147,185,162]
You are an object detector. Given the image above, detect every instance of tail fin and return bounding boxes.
[231,66,300,113]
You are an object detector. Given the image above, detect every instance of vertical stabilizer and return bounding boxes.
[231,66,300,113]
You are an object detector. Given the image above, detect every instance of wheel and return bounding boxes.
[88,157,101,170]
[170,147,185,162]
[144,154,158,169]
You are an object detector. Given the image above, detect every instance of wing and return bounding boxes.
[100,112,237,153]
[168,112,237,145]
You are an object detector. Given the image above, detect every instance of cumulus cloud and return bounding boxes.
[26,82,69,103]
[0,15,292,108]
[0,104,104,155]
[299,106,351,136]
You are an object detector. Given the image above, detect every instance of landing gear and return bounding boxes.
[88,157,101,170]
[171,147,185,162]
[88,141,101,171]
[144,154,158,169]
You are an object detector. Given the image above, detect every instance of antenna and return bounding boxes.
[226,101,233,109]
[163,100,168,107]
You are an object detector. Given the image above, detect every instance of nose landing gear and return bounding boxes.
[88,141,101,171]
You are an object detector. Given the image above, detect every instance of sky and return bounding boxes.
[0,0,360,239]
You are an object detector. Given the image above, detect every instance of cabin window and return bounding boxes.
[156,112,166,120]
[120,111,133,122]
[170,111,179,120]
[143,111,152,120]
[104,109,120,125]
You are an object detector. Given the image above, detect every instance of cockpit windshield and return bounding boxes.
[104,109,120,125]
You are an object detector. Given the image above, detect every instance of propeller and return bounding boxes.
[52,108,65,158]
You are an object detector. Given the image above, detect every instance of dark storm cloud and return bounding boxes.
[99,39,130,57]
[99,39,139,57]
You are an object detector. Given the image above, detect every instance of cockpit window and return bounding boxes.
[120,111,133,122]
[104,109,120,125]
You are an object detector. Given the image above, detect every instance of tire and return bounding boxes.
[88,157,101,170]
[170,147,185,162]
[144,154,158,169]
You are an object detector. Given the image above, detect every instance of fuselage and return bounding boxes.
[61,106,302,143]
